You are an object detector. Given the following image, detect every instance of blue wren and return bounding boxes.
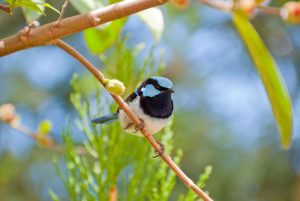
[92,76,174,137]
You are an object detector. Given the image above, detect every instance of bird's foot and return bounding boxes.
[153,140,165,158]
[134,118,144,133]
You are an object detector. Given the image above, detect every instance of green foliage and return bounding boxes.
[69,0,103,14]
[5,0,59,21]
[83,19,126,55]
[179,166,212,201]
[52,75,179,200]
[232,12,293,149]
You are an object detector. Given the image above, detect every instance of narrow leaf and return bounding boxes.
[69,0,102,13]
[20,0,45,23]
[232,12,293,148]
[83,19,126,54]
[41,3,60,14]
[137,8,164,42]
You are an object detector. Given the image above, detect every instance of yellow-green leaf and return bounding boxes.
[232,12,293,149]
[137,8,164,42]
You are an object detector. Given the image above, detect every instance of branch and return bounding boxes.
[257,5,280,16]
[0,103,86,155]
[198,0,281,16]
[109,186,117,201]
[0,3,12,14]
[198,0,232,12]
[52,39,213,201]
[0,0,167,57]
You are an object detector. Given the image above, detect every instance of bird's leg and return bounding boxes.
[124,123,134,130]
[153,140,165,158]
[134,118,144,133]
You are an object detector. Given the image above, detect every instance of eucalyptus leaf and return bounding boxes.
[21,0,45,23]
[232,12,293,149]
[83,19,126,54]
[69,0,102,13]
[137,8,164,42]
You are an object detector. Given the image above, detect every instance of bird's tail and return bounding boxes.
[92,113,118,124]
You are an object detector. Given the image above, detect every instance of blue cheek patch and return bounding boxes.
[152,76,173,89]
[141,84,160,97]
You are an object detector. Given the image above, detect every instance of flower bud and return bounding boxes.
[280,1,300,24]
[103,78,126,96]
[0,103,16,123]
[234,0,257,18]
[172,0,190,9]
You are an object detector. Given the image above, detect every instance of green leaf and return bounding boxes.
[83,19,126,54]
[20,0,45,23]
[69,0,102,13]
[232,12,293,149]
[38,119,53,135]
[40,3,60,14]
[137,8,164,42]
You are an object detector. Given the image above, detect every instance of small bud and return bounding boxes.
[103,78,126,96]
[280,1,300,24]
[234,0,257,18]
[0,103,16,123]
[38,120,53,135]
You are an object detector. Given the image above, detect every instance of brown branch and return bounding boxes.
[198,0,281,16]
[52,39,213,201]
[0,103,86,154]
[257,5,280,16]
[198,0,232,12]
[109,186,117,201]
[10,123,87,154]
[0,0,167,57]
[0,3,12,14]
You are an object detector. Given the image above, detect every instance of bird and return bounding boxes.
[92,76,174,137]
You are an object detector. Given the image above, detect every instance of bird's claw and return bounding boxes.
[134,118,144,133]
[153,140,165,158]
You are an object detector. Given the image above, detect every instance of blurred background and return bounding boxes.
[1,0,300,200]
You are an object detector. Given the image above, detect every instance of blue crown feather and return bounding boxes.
[152,76,173,89]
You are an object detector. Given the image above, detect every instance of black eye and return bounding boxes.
[158,86,168,91]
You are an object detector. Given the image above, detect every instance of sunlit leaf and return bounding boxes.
[69,0,102,13]
[232,12,293,149]
[137,8,164,42]
[83,19,126,54]
[21,0,45,23]
[41,3,60,14]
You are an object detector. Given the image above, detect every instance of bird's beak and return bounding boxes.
[169,89,174,93]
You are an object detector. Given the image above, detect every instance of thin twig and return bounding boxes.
[11,124,87,154]
[0,3,12,14]
[198,0,281,16]
[56,0,69,26]
[256,5,280,16]
[198,0,232,12]
[109,186,117,201]
[52,39,213,201]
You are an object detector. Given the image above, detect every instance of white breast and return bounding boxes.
[118,97,170,137]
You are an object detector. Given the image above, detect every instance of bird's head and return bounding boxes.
[136,76,174,98]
